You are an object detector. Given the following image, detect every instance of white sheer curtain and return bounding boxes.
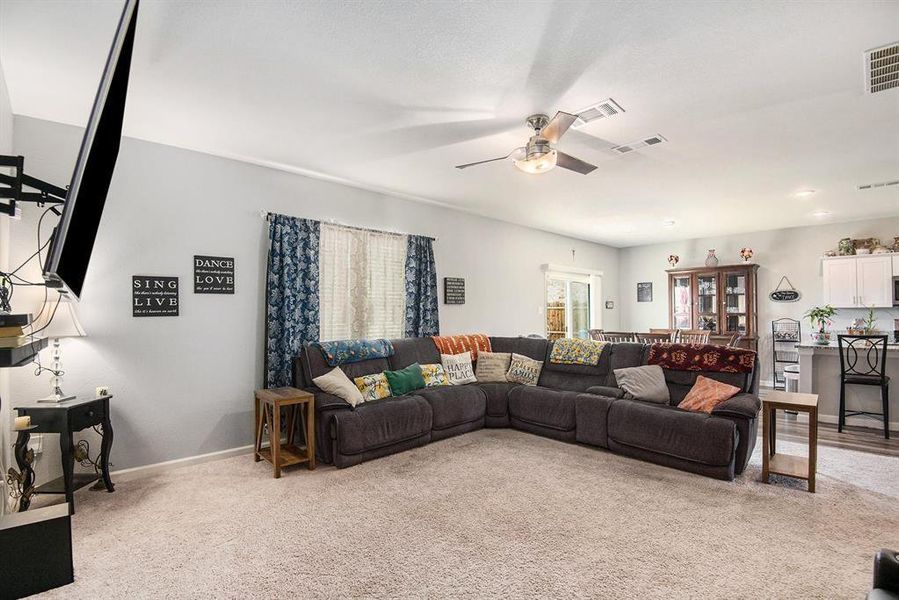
[319,224,406,341]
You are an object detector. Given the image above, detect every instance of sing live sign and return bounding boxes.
[194,255,235,294]
[133,276,179,317]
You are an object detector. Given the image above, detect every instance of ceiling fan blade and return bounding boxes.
[540,111,578,143]
[556,151,597,175]
[455,147,525,170]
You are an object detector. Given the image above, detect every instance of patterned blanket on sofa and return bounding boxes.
[430,334,492,361]
[316,338,395,367]
[549,338,608,365]
[647,342,756,373]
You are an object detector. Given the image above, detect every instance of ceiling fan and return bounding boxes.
[454,112,597,175]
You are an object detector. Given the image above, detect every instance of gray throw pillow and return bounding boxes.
[613,365,670,403]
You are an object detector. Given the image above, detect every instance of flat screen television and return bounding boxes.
[43,0,139,299]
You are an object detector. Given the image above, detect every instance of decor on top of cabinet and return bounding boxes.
[871,241,891,254]
[838,238,854,256]
[891,237,899,252]
[739,248,753,263]
[804,305,836,345]
[853,237,877,255]
[668,254,679,268]
[704,249,719,267]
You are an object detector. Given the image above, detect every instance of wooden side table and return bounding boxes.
[762,390,819,493]
[254,387,315,478]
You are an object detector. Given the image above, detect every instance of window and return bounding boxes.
[543,266,602,340]
[319,224,406,341]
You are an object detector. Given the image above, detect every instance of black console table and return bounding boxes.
[13,395,114,514]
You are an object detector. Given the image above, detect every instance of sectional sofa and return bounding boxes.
[293,336,761,480]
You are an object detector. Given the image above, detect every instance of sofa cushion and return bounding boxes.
[506,353,543,385]
[384,363,426,396]
[613,365,670,403]
[389,337,441,370]
[678,375,741,413]
[475,351,512,382]
[607,401,737,467]
[420,363,449,387]
[313,367,365,407]
[608,343,650,385]
[585,385,625,399]
[353,373,392,402]
[488,336,548,361]
[663,370,752,405]
[441,352,477,385]
[477,382,518,418]
[415,384,486,430]
[331,395,433,456]
[507,386,577,432]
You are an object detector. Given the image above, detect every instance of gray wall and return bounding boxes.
[8,115,621,472]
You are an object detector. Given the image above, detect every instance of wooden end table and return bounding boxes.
[254,387,315,478]
[762,390,819,493]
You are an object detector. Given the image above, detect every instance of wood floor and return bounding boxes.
[759,388,898,458]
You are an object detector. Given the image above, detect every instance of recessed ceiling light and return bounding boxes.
[794,189,817,198]
[812,210,832,217]
[663,220,676,228]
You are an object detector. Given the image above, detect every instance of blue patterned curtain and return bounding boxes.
[265,214,321,388]
[404,235,439,337]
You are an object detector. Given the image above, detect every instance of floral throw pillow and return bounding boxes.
[420,363,449,387]
[353,373,392,402]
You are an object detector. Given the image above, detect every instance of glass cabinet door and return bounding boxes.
[695,273,718,331]
[672,275,692,329]
[722,271,748,334]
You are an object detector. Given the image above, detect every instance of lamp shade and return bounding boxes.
[33,297,86,338]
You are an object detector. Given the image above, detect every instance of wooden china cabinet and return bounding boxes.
[667,264,759,350]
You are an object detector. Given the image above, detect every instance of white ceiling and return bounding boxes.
[1,0,897,247]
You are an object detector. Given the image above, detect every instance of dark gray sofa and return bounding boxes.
[294,336,761,480]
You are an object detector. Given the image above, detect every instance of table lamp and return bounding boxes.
[33,295,85,403]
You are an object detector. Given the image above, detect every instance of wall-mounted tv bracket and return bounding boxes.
[0,154,68,217]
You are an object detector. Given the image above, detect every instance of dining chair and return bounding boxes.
[725,333,743,347]
[596,331,637,343]
[635,332,672,344]
[837,335,890,439]
[650,328,678,342]
[676,329,711,344]
[588,329,604,341]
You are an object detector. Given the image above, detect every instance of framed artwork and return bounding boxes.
[637,282,653,303]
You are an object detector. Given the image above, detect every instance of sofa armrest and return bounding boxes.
[585,385,625,399]
[711,393,761,420]
[305,388,353,412]
[874,549,899,593]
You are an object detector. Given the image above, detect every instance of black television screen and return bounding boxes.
[43,0,139,299]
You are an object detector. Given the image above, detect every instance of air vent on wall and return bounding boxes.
[857,179,899,190]
[572,98,625,129]
[865,42,899,94]
[611,134,667,154]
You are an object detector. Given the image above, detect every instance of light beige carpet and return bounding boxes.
[33,429,899,599]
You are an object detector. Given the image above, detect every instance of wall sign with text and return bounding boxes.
[637,282,653,303]
[444,277,465,305]
[194,255,235,294]
[133,276,179,317]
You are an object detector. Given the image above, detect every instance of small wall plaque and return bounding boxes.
[770,275,801,303]
[444,277,465,305]
[133,276,179,317]
[637,282,653,303]
[194,255,235,294]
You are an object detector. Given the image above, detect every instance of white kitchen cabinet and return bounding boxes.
[822,255,893,308]
[893,254,899,275]
[857,255,893,307]
[822,257,858,307]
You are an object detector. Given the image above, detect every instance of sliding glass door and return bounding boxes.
[545,273,593,340]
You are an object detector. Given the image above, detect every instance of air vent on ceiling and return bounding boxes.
[572,98,625,129]
[857,179,899,190]
[611,134,667,154]
[865,42,899,94]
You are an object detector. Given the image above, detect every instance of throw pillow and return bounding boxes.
[354,373,392,402]
[420,363,449,387]
[475,351,512,382]
[313,367,365,407]
[613,365,670,404]
[441,352,477,385]
[678,375,741,413]
[383,363,426,396]
[506,353,543,386]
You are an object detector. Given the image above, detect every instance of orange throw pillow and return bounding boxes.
[678,375,741,413]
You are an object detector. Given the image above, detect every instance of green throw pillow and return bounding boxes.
[383,363,426,396]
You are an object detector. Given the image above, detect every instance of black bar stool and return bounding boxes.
[837,334,890,439]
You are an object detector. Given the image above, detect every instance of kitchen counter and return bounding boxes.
[797,343,897,433]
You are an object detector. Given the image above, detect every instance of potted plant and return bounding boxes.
[864,306,877,334]
[804,305,837,345]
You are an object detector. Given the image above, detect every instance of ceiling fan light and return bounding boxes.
[514,149,557,174]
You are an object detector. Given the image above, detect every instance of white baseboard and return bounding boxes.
[112,444,254,482]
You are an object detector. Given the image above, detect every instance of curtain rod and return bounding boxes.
[260,210,437,241]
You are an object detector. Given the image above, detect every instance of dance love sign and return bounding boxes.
[769,275,801,303]
[194,255,235,294]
